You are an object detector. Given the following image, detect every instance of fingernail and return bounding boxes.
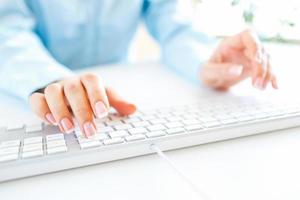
[60,118,74,133]
[228,65,243,77]
[45,113,56,125]
[254,78,264,90]
[95,101,108,118]
[83,122,96,138]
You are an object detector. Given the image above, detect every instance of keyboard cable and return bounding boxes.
[150,144,213,200]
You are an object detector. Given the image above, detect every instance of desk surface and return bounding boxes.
[1,43,300,200]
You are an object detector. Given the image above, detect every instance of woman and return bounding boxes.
[0,0,277,137]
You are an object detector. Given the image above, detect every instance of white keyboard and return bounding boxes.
[1,96,300,182]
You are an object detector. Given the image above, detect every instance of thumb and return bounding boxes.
[201,62,244,89]
[105,87,136,116]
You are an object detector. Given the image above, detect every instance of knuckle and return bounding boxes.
[29,94,46,114]
[64,79,80,93]
[81,73,99,83]
[73,107,92,121]
[45,83,61,95]
[29,92,42,102]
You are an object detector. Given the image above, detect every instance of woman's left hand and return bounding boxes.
[201,29,278,90]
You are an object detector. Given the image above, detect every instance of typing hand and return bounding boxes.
[29,73,136,137]
[201,29,278,90]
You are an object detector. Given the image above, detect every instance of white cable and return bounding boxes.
[150,144,213,200]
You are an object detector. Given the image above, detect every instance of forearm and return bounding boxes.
[0,0,73,101]
[143,0,218,82]
[162,28,218,83]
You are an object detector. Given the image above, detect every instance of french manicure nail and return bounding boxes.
[83,122,96,138]
[45,113,56,125]
[95,101,108,118]
[228,65,243,77]
[60,117,74,133]
[254,79,261,89]
[254,78,264,90]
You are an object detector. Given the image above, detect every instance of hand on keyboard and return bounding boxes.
[201,29,278,91]
[29,73,136,137]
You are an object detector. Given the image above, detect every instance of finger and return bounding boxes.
[223,29,262,58]
[29,93,57,125]
[262,53,272,89]
[201,62,244,89]
[44,83,74,133]
[80,73,109,119]
[271,75,279,89]
[105,87,136,115]
[224,30,265,85]
[63,78,96,138]
[252,48,268,89]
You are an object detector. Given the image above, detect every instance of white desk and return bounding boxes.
[1,43,300,200]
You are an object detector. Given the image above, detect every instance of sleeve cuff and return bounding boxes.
[162,29,219,83]
[0,63,73,102]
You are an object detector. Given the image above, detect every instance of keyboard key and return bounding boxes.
[220,118,239,125]
[203,121,222,128]
[122,117,141,123]
[23,143,43,152]
[214,114,233,120]
[141,110,158,115]
[157,113,173,118]
[114,124,132,130]
[236,115,255,122]
[25,123,43,133]
[147,124,166,131]
[182,119,200,125]
[0,154,18,162]
[197,116,216,123]
[185,124,203,131]
[0,147,19,155]
[131,112,143,117]
[108,130,129,138]
[46,133,64,141]
[166,127,185,135]
[140,115,157,121]
[47,140,66,148]
[146,131,166,138]
[125,134,146,142]
[96,123,106,129]
[77,137,97,143]
[105,120,123,126]
[167,116,182,122]
[94,133,109,140]
[165,122,183,128]
[103,138,124,145]
[6,124,24,131]
[23,136,43,145]
[22,150,43,158]
[97,126,114,133]
[47,146,67,155]
[79,141,102,149]
[0,140,20,148]
[128,127,148,135]
[75,130,83,137]
[109,114,124,121]
[149,118,167,125]
[132,121,150,128]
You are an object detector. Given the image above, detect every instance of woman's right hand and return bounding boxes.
[29,73,136,138]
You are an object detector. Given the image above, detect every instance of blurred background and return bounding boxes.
[129,0,300,62]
